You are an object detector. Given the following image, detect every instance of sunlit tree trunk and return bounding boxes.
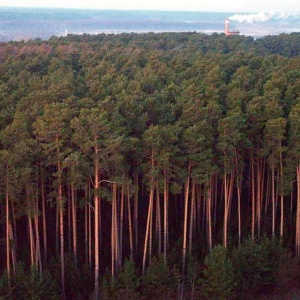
[127,186,134,258]
[271,163,276,238]
[71,182,77,267]
[134,170,139,258]
[188,178,196,254]
[235,154,242,245]
[223,171,229,248]
[207,178,212,252]
[156,181,161,255]
[279,144,284,238]
[119,182,125,265]
[251,156,256,241]
[85,197,88,265]
[142,176,154,275]
[89,193,92,270]
[182,161,191,274]
[265,171,271,216]
[223,160,234,249]
[34,195,42,273]
[11,202,17,259]
[296,164,300,259]
[112,182,120,276]
[27,190,35,268]
[34,173,42,273]
[163,169,169,264]
[41,169,47,263]
[94,145,100,300]
[57,145,65,300]
[68,186,71,254]
[9,223,17,277]
[6,176,11,288]
[111,183,116,278]
[56,199,59,257]
[256,159,264,239]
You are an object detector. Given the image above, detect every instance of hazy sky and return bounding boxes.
[0,0,299,13]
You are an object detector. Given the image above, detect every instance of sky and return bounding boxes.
[0,0,299,14]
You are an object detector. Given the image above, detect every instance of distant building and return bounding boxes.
[225,18,240,36]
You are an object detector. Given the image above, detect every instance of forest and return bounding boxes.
[1,32,300,299]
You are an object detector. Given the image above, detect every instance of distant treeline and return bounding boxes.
[1,32,300,299]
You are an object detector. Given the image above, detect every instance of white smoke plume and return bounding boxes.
[228,12,290,24]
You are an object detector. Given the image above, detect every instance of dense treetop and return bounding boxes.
[1,32,300,299]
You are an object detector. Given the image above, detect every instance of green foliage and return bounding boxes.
[115,259,140,300]
[117,258,139,291]
[142,256,177,299]
[1,31,300,300]
[232,237,285,294]
[185,255,201,298]
[0,263,59,300]
[200,245,236,300]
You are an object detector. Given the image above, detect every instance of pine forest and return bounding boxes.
[1,32,300,299]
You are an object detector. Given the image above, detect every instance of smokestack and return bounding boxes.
[224,18,240,36]
[225,18,230,35]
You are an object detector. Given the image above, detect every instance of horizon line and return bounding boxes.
[0,5,264,14]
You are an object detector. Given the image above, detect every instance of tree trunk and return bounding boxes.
[142,176,154,275]
[182,161,191,275]
[188,178,196,254]
[57,155,65,300]
[127,185,134,258]
[71,183,77,268]
[280,144,284,238]
[134,169,139,257]
[207,178,212,252]
[9,223,17,276]
[163,169,168,264]
[6,176,11,288]
[94,145,100,300]
[223,171,228,248]
[112,182,120,277]
[272,164,276,238]
[34,173,42,274]
[41,169,47,263]
[34,197,42,274]
[119,182,124,267]
[296,164,300,259]
[156,181,161,255]
[85,195,88,265]
[68,185,71,254]
[251,156,255,241]
[27,190,35,268]
[111,184,116,278]
[235,153,242,245]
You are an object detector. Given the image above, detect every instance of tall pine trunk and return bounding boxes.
[94,145,100,300]
[127,186,134,258]
[142,176,154,275]
[71,183,77,268]
[207,178,213,252]
[41,169,47,263]
[296,164,300,259]
[182,161,191,274]
[163,169,169,264]
[57,149,65,300]
[6,176,11,288]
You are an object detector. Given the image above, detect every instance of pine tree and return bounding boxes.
[201,245,236,300]
[33,101,74,299]
[116,258,140,300]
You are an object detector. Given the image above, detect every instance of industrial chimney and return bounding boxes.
[225,18,240,36]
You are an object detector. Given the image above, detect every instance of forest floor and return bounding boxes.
[258,288,300,300]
